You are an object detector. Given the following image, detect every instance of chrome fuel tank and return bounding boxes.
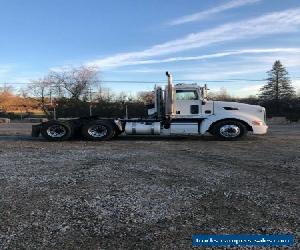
[125,121,160,135]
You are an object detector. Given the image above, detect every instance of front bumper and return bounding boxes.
[252,125,268,135]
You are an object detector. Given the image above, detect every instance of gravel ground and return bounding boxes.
[0,123,299,249]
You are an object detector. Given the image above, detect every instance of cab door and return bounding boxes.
[175,89,201,116]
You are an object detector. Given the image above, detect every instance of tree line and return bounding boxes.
[0,61,299,121]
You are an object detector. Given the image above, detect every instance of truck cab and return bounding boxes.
[174,84,202,117]
[147,72,268,138]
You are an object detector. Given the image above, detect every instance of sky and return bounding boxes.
[1,0,300,97]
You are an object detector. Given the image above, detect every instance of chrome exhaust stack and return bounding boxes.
[165,71,175,117]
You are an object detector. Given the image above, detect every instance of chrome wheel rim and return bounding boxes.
[46,125,67,138]
[220,125,240,138]
[88,125,108,138]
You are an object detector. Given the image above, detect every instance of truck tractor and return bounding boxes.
[32,72,268,141]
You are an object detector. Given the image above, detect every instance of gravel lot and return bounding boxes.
[0,123,299,249]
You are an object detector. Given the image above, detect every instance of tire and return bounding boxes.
[81,120,115,141]
[211,120,247,140]
[41,121,74,141]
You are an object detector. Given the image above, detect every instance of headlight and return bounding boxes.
[252,120,264,126]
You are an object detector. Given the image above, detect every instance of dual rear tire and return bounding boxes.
[81,120,116,140]
[40,120,116,141]
[41,121,74,141]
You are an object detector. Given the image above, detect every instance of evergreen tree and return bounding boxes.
[259,60,295,101]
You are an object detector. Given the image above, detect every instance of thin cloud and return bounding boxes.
[168,0,262,26]
[0,64,15,78]
[86,8,300,69]
[240,84,263,92]
[182,67,269,81]
[109,48,300,67]
[251,54,300,68]
[0,68,9,76]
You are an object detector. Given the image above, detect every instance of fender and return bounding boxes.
[200,112,259,134]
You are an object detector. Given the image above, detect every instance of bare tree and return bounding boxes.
[0,84,13,93]
[207,87,232,101]
[117,91,128,102]
[95,86,114,102]
[137,91,154,104]
[0,86,14,112]
[28,77,52,117]
[49,66,98,100]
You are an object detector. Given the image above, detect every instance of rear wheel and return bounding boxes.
[41,121,74,141]
[81,120,115,141]
[212,120,247,140]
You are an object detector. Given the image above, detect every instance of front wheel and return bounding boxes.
[211,120,247,140]
[81,120,115,141]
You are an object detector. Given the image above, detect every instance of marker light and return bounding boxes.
[252,120,264,126]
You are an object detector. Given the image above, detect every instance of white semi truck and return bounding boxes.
[32,72,268,141]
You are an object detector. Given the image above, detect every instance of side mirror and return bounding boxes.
[202,100,206,105]
[201,84,209,99]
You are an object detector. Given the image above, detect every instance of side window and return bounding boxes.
[176,90,198,100]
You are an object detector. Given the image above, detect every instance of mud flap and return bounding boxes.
[31,125,41,137]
